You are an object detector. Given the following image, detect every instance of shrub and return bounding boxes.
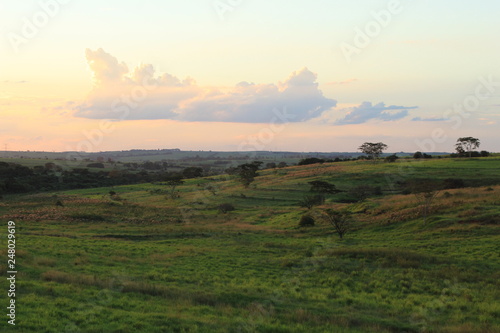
[443,178,466,189]
[298,195,325,209]
[385,154,399,163]
[55,200,64,207]
[298,158,324,166]
[299,215,315,227]
[87,163,105,168]
[308,180,340,194]
[321,209,352,239]
[218,203,235,214]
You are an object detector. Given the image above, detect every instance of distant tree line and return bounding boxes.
[0,162,204,195]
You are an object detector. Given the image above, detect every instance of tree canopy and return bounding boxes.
[455,137,480,158]
[358,142,388,160]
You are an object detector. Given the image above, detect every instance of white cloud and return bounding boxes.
[334,102,417,125]
[71,49,337,123]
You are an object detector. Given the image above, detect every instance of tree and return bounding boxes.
[298,158,325,166]
[182,167,203,179]
[165,177,184,199]
[218,203,235,214]
[308,181,341,194]
[413,151,423,159]
[229,161,263,188]
[455,137,480,158]
[358,142,388,160]
[385,154,398,163]
[321,209,352,240]
[298,195,325,210]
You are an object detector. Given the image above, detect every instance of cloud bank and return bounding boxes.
[334,102,416,125]
[73,49,337,123]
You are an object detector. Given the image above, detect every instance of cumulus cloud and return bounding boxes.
[334,102,416,125]
[71,49,337,123]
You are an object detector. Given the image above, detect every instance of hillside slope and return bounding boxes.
[0,158,498,332]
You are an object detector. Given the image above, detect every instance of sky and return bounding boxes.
[1,0,499,153]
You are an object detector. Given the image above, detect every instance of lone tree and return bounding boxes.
[455,137,480,158]
[321,209,352,240]
[164,176,184,199]
[229,161,263,188]
[358,142,388,160]
[298,194,325,210]
[308,181,341,194]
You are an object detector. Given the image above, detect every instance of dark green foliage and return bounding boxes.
[413,151,423,159]
[298,215,315,227]
[218,203,235,214]
[87,163,105,168]
[308,180,340,194]
[55,200,64,207]
[298,157,325,166]
[348,185,380,202]
[182,167,204,179]
[455,137,481,157]
[384,154,398,163]
[298,194,325,209]
[358,142,388,160]
[165,179,184,199]
[321,209,352,239]
[443,178,466,189]
[227,161,262,188]
[265,162,276,169]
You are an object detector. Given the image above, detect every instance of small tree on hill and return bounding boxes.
[299,195,325,210]
[321,209,352,240]
[231,161,263,188]
[308,181,341,194]
[455,137,480,158]
[165,178,184,199]
[358,142,388,160]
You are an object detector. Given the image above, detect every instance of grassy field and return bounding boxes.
[0,158,499,332]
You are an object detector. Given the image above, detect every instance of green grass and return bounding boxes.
[0,158,499,332]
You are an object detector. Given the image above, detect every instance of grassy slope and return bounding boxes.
[0,158,499,332]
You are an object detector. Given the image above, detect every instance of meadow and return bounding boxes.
[0,158,499,332]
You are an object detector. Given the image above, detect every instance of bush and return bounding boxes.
[87,163,105,168]
[218,203,235,214]
[348,185,381,202]
[298,158,325,166]
[480,150,490,157]
[443,178,466,189]
[298,195,325,209]
[299,215,315,227]
[385,155,399,163]
[308,181,340,194]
